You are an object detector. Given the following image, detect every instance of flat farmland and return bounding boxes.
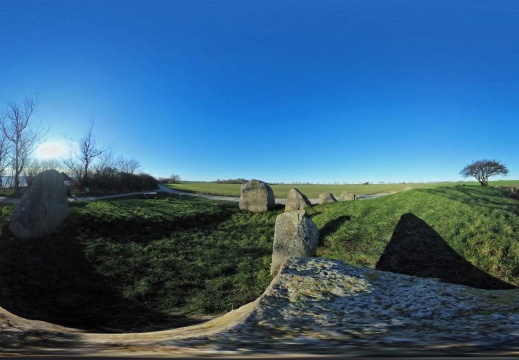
[166,180,519,198]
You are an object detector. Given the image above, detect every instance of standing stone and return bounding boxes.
[239,179,275,212]
[285,188,312,212]
[319,193,337,204]
[10,169,69,239]
[270,210,319,275]
[339,191,354,201]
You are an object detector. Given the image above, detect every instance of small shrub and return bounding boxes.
[85,169,158,194]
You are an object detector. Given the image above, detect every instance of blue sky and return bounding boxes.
[1,0,518,183]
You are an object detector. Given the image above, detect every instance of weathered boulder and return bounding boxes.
[270,210,319,275]
[318,192,337,204]
[10,169,68,239]
[2,256,519,356]
[239,179,275,212]
[339,191,354,201]
[285,188,312,212]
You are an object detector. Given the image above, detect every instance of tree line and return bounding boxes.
[0,96,157,194]
[215,178,247,184]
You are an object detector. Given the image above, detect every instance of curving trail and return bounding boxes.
[157,184,391,204]
[0,184,390,205]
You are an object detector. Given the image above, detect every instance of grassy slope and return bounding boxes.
[1,185,519,332]
[308,185,519,286]
[168,180,519,198]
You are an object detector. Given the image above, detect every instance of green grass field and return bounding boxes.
[167,180,519,198]
[1,184,519,333]
[308,185,519,288]
[0,195,278,332]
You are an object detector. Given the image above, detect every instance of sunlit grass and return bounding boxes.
[308,185,519,286]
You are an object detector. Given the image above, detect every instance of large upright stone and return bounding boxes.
[270,210,319,275]
[339,191,354,201]
[319,193,337,204]
[10,169,69,239]
[285,188,312,212]
[239,179,275,212]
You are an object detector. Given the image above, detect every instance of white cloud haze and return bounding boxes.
[35,140,77,159]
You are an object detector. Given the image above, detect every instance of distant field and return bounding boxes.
[166,180,519,198]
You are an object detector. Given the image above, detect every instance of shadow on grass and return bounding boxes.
[320,215,352,238]
[375,213,515,290]
[0,225,208,333]
[308,211,323,218]
[316,212,351,246]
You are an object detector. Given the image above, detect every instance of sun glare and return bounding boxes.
[36,140,70,159]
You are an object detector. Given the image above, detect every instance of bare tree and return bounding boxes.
[170,174,181,183]
[63,120,105,187]
[117,156,141,174]
[460,159,509,186]
[40,158,64,172]
[24,158,64,187]
[62,154,83,185]
[91,145,114,175]
[0,96,47,193]
[79,121,104,185]
[0,134,10,188]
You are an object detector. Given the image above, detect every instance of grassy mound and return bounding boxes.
[1,185,518,333]
[308,185,519,288]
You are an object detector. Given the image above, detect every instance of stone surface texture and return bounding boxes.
[339,191,354,201]
[3,257,519,357]
[318,192,337,204]
[284,188,312,212]
[239,179,275,212]
[270,211,319,275]
[9,169,68,239]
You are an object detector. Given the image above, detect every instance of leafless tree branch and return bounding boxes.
[0,96,48,192]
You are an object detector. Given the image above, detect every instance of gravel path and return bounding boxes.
[0,185,391,205]
[157,184,391,204]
